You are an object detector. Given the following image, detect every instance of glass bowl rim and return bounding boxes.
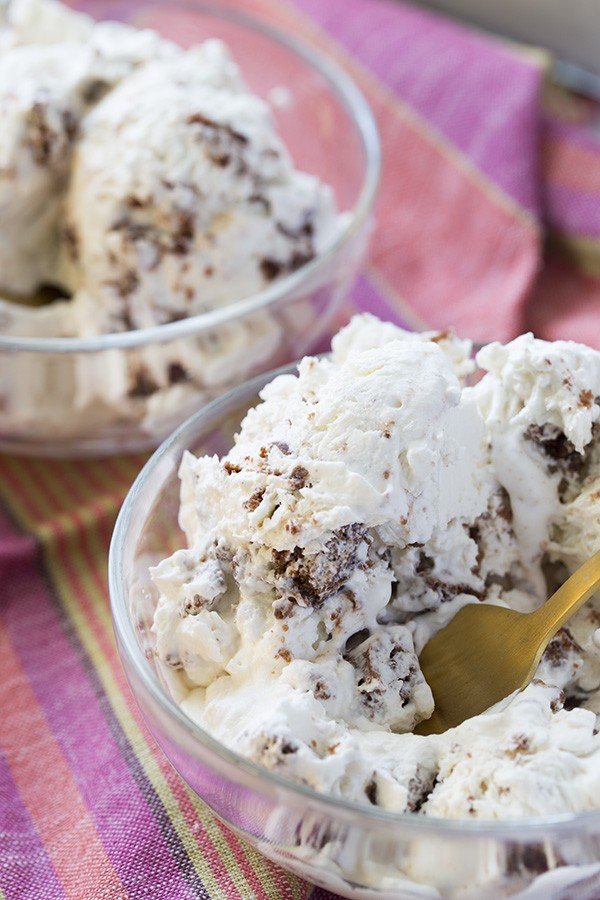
[0,0,380,355]
[109,360,600,840]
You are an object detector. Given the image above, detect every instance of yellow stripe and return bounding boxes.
[87,454,149,497]
[0,454,143,548]
[0,459,106,545]
[0,458,57,531]
[0,453,145,525]
[497,36,550,71]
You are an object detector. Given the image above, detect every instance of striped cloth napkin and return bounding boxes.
[3,1,600,898]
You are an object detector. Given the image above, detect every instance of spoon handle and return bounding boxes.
[530,548,600,642]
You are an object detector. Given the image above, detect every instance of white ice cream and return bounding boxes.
[152,314,600,821]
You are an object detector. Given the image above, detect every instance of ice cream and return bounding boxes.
[0,0,177,297]
[151,313,600,821]
[57,42,341,337]
[0,0,347,448]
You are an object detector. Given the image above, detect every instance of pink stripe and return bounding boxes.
[0,748,64,900]
[351,272,417,330]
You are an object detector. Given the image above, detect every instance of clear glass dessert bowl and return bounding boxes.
[0,1,379,457]
[109,366,600,900]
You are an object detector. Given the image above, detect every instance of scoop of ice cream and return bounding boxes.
[177,322,486,550]
[151,319,492,764]
[56,40,341,334]
[0,1,342,331]
[476,334,600,454]
[152,315,600,818]
[0,0,92,47]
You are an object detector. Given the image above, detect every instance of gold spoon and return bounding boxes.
[414,548,600,736]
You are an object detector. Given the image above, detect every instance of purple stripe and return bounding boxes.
[0,507,207,900]
[311,272,414,355]
[0,749,64,900]
[351,272,415,329]
[291,0,542,212]
[545,184,600,238]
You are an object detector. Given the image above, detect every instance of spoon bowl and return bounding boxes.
[415,548,600,735]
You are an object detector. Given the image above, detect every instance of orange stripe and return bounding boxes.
[0,618,125,900]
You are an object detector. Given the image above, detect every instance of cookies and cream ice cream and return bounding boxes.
[152,314,600,821]
[0,0,347,448]
[56,43,340,338]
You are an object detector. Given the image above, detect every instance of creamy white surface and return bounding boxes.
[58,41,341,337]
[152,314,600,820]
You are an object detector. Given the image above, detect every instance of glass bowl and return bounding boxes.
[109,365,600,900]
[0,1,379,457]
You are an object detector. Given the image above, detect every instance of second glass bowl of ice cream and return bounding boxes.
[0,0,379,456]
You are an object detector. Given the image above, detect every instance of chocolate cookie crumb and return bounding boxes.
[129,368,159,398]
[365,777,378,805]
[168,362,189,385]
[289,466,309,490]
[243,488,265,512]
